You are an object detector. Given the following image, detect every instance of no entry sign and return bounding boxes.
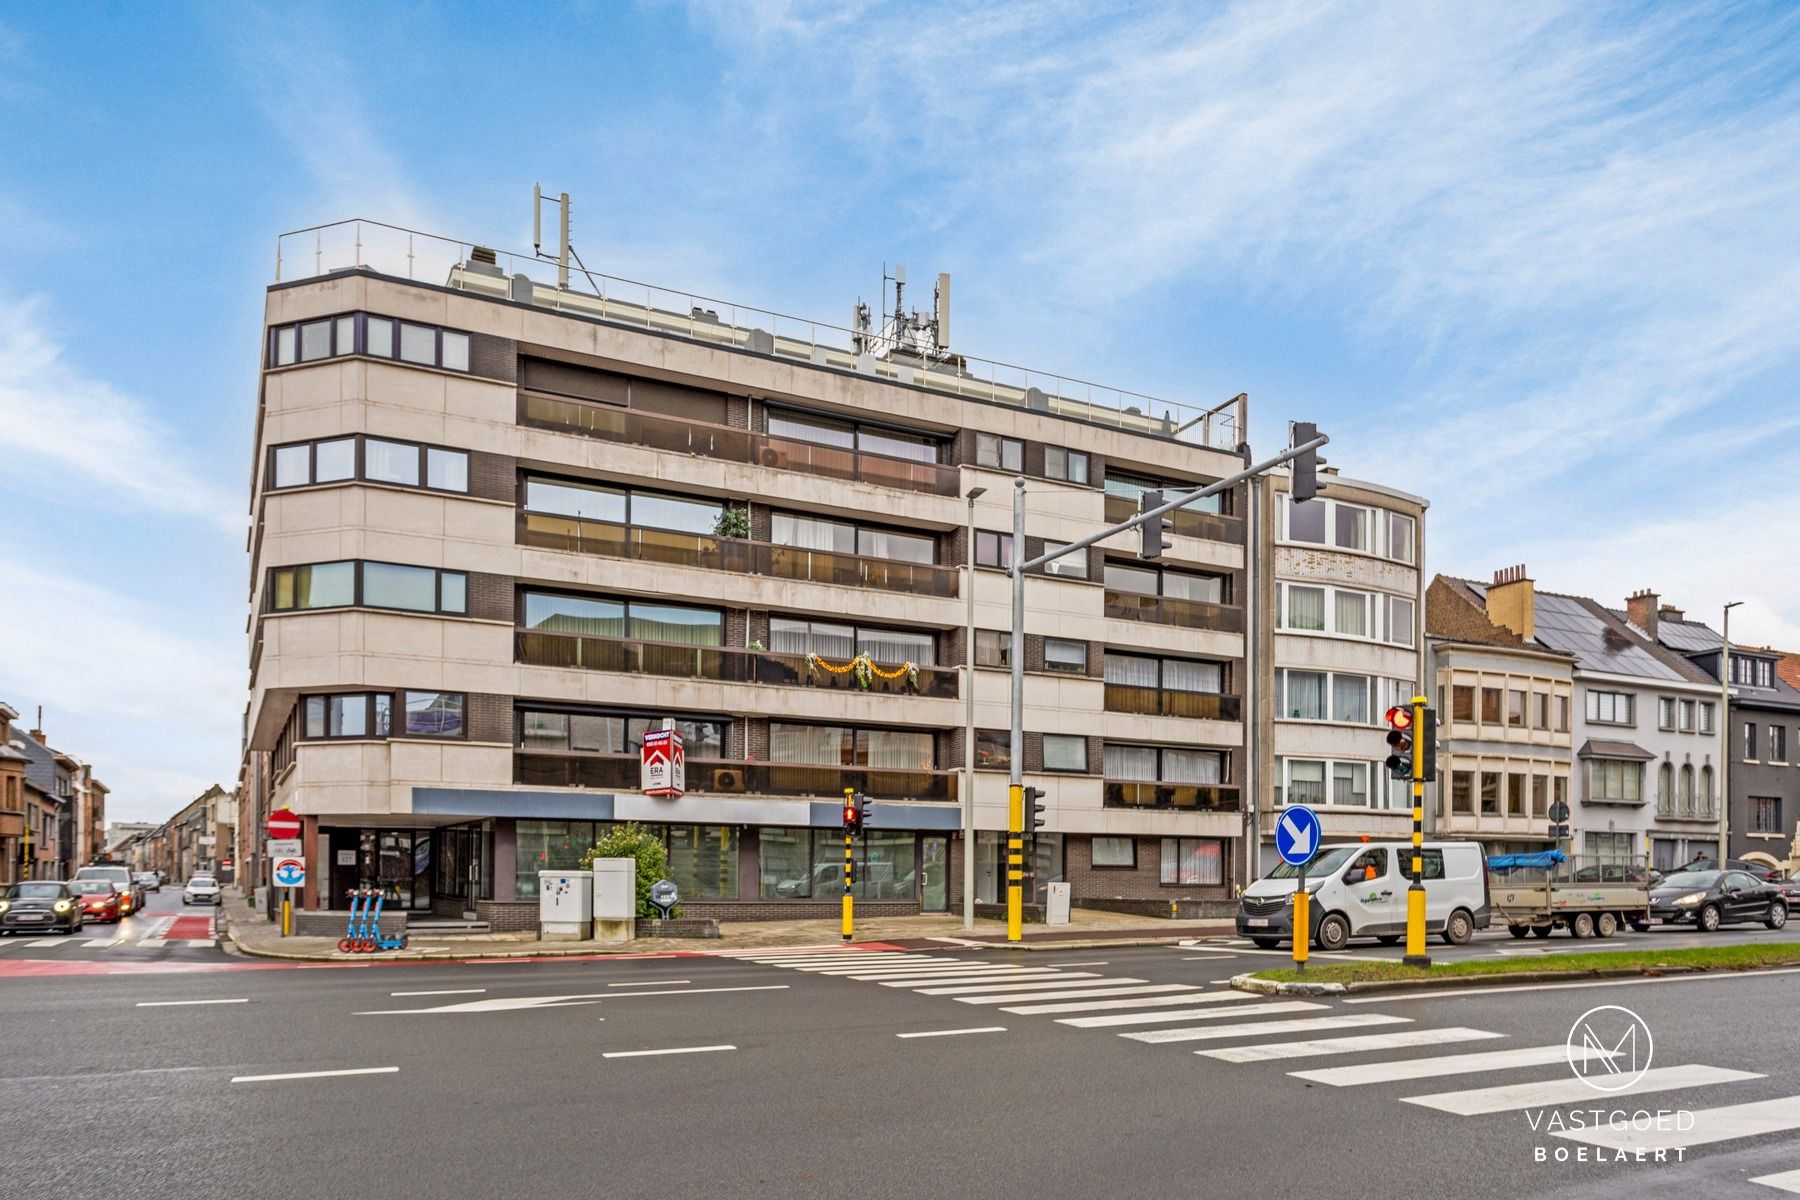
[267,808,302,840]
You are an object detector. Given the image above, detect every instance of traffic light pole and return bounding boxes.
[842,787,855,943]
[1006,431,1330,943]
[1404,696,1430,968]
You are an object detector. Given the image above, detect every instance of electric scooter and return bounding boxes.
[365,889,408,952]
[337,886,373,953]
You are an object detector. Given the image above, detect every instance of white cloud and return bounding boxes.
[0,292,242,531]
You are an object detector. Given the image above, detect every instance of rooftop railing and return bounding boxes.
[276,219,1245,450]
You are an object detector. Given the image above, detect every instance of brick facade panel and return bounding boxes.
[468,450,516,503]
[467,693,512,744]
[466,572,514,623]
[470,333,516,383]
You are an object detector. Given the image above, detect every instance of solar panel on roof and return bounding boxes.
[1526,593,1688,681]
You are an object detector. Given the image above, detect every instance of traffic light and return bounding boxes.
[842,791,862,835]
[1418,706,1438,782]
[1024,786,1046,833]
[1291,421,1327,503]
[1384,705,1414,780]
[1139,490,1174,560]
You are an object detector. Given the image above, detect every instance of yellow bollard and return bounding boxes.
[1292,890,1310,970]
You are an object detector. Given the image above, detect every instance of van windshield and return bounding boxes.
[1266,846,1357,880]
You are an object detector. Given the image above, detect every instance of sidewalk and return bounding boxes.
[222,893,1233,962]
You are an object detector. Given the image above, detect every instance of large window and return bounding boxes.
[1042,734,1089,772]
[773,512,935,563]
[269,560,467,615]
[526,476,723,535]
[1277,582,1410,642]
[975,433,1023,472]
[518,708,727,760]
[1283,496,1414,561]
[769,618,934,665]
[515,820,610,899]
[1043,638,1088,674]
[268,312,471,373]
[1587,759,1643,803]
[300,690,466,741]
[974,630,1012,668]
[758,828,918,900]
[1276,670,1372,724]
[1103,653,1225,694]
[1104,563,1226,603]
[1104,744,1225,783]
[1044,446,1090,485]
[1106,472,1221,513]
[1041,541,1088,579]
[523,591,722,645]
[1753,797,1783,834]
[769,724,934,769]
[768,409,942,464]
[271,435,470,494]
[1586,690,1635,726]
[1159,839,1224,886]
[1274,758,1381,808]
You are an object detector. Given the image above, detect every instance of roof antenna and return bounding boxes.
[533,183,571,290]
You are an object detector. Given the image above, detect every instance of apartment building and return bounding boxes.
[1620,595,1800,869]
[1253,471,1426,871]
[1425,574,1575,852]
[0,704,27,885]
[242,222,1252,928]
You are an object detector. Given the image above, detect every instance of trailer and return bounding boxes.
[1489,851,1652,939]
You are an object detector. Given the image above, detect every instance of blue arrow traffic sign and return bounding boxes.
[1274,806,1322,867]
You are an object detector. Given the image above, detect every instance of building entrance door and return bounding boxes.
[920,836,948,911]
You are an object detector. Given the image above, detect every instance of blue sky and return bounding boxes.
[3,1,1799,822]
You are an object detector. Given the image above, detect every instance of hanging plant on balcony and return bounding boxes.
[853,656,874,689]
[712,505,750,540]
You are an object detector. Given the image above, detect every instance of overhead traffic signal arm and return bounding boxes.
[1291,421,1328,503]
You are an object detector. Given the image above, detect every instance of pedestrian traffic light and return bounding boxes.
[1024,786,1046,833]
[1384,705,1414,780]
[1291,421,1327,503]
[1418,706,1438,781]
[842,790,862,835]
[1139,490,1174,560]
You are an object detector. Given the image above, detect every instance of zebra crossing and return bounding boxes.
[712,944,1800,1165]
[0,915,216,951]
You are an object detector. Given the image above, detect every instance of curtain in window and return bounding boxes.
[1285,672,1327,719]
[1335,591,1368,637]
[1288,761,1325,805]
[1332,675,1370,723]
[1104,655,1158,688]
[857,529,933,564]
[1162,750,1224,784]
[1162,659,1222,693]
[1103,744,1158,781]
[858,628,934,666]
[772,514,854,552]
[1286,586,1325,630]
[771,723,847,765]
[861,729,933,770]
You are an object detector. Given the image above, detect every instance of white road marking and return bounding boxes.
[390,989,486,997]
[1284,1041,1594,1081]
[1213,1027,1502,1065]
[797,960,966,974]
[1207,946,1391,962]
[1404,1064,1762,1116]
[1556,1094,1800,1152]
[1007,990,1259,1015]
[602,1044,735,1059]
[915,976,1150,996]
[1124,1014,1410,1045]
[1043,960,1109,967]
[82,939,121,948]
[826,963,1012,977]
[26,938,72,948]
[1055,1001,1325,1028]
[136,998,249,1007]
[361,984,788,1014]
[1750,1169,1800,1194]
[1344,966,1800,1004]
[896,1027,1007,1039]
[878,971,1099,989]
[233,1067,399,1083]
[1180,953,1239,960]
[846,967,1059,982]
[956,984,1201,1005]
[607,980,692,987]
[597,985,790,1000]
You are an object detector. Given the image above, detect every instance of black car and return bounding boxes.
[1649,869,1788,932]
[0,881,85,935]
[1675,856,1783,882]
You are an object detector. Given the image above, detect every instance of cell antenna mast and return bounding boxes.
[533,183,571,290]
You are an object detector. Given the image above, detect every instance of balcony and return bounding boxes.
[515,630,958,699]
[515,753,959,802]
[1656,796,1718,821]
[1102,781,1241,812]
[518,511,959,598]
[1105,495,1243,545]
[519,392,961,497]
[1103,684,1241,721]
[1102,591,1243,633]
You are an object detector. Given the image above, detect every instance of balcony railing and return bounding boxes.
[520,392,962,497]
[516,630,958,699]
[1656,795,1718,820]
[1104,495,1244,545]
[1103,781,1241,812]
[1102,685,1241,721]
[515,753,958,802]
[1102,591,1243,633]
[518,511,959,598]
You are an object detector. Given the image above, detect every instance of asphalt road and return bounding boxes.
[3,925,1798,1200]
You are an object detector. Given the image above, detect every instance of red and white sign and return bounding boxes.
[267,808,302,840]
[641,729,686,798]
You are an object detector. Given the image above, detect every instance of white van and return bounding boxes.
[1235,841,1490,951]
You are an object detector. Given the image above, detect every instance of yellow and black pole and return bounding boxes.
[1403,694,1431,967]
[1292,861,1309,974]
[841,787,856,943]
[1006,783,1024,942]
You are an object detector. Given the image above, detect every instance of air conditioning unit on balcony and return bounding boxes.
[711,768,746,793]
[759,447,782,468]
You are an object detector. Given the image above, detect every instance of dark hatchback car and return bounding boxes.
[1649,869,1788,932]
[1676,856,1783,882]
[0,882,84,935]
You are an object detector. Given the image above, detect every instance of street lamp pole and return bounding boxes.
[962,485,986,931]
[1719,601,1741,866]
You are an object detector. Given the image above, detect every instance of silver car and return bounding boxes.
[183,875,221,905]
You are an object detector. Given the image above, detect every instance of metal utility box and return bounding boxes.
[538,870,593,941]
[1045,881,1071,925]
[592,857,637,943]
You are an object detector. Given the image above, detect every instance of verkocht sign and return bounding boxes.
[641,729,686,798]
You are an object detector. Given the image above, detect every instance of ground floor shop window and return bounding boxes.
[667,824,738,899]
[1160,838,1223,886]
[758,828,919,900]
[516,820,613,899]
[975,831,1061,903]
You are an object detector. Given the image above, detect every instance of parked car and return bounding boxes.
[133,872,161,894]
[1648,869,1788,932]
[1675,856,1783,882]
[0,882,83,934]
[68,880,123,923]
[73,865,141,916]
[183,875,222,906]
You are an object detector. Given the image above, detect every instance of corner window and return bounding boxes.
[976,434,1023,473]
[1042,734,1088,772]
[403,691,465,738]
[1388,513,1415,563]
[1387,596,1415,646]
[267,435,468,495]
[270,561,468,615]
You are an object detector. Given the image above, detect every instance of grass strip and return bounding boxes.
[1253,941,1800,986]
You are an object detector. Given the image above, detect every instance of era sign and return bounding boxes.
[641,728,686,798]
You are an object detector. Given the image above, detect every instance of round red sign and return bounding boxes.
[267,809,302,839]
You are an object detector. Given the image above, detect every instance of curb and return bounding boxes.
[1230,964,1732,996]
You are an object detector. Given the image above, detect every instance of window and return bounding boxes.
[1331,674,1371,724]
[1676,699,1694,732]
[1103,653,1225,694]
[1679,765,1694,812]
[974,730,1011,770]
[769,409,941,464]
[1281,584,1326,632]
[1699,702,1715,734]
[769,618,932,665]
[1091,837,1135,867]
[365,438,420,486]
[1287,759,1326,806]
[974,630,1011,668]
[1774,725,1790,762]
[268,436,469,494]
[1659,697,1676,730]
[271,312,470,372]
[269,561,467,615]
[1745,721,1757,760]
[269,314,354,366]
[1533,692,1550,730]
[1044,446,1089,484]
[1701,765,1715,813]
[1753,797,1782,834]
[1388,513,1415,563]
[1452,686,1474,722]
[1449,771,1470,812]
[520,709,726,760]
[1042,541,1088,579]
[1532,775,1548,817]
[1481,688,1501,725]
[1586,691,1635,725]
[1332,762,1370,807]
[1334,589,1371,638]
[1287,499,1326,544]
[1505,689,1525,728]
[1587,759,1643,803]
[975,434,1023,472]
[975,531,1013,569]
[1584,831,1635,861]
[1480,771,1500,815]
[1043,638,1088,674]
[402,691,465,738]
[1042,734,1089,772]
[300,692,394,739]
[1507,772,1525,816]
[1334,504,1370,551]
[528,592,723,646]
[1106,744,1225,785]
[770,724,933,770]
[1279,671,1327,720]
[1387,596,1415,646]
[1159,839,1223,886]
[1556,696,1570,732]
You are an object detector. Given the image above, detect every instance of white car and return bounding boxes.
[183,875,221,905]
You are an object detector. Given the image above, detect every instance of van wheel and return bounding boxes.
[1376,934,1401,945]
[1314,913,1351,952]
[1250,937,1280,950]
[1569,913,1594,938]
[1595,912,1617,938]
[1508,925,1531,939]
[1531,925,1553,939]
[1440,909,1474,946]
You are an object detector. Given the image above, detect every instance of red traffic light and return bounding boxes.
[1384,705,1413,730]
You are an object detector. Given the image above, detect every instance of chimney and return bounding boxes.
[1487,564,1536,641]
[1658,603,1684,623]
[1626,588,1659,640]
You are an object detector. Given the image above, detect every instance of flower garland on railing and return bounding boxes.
[805,652,921,692]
